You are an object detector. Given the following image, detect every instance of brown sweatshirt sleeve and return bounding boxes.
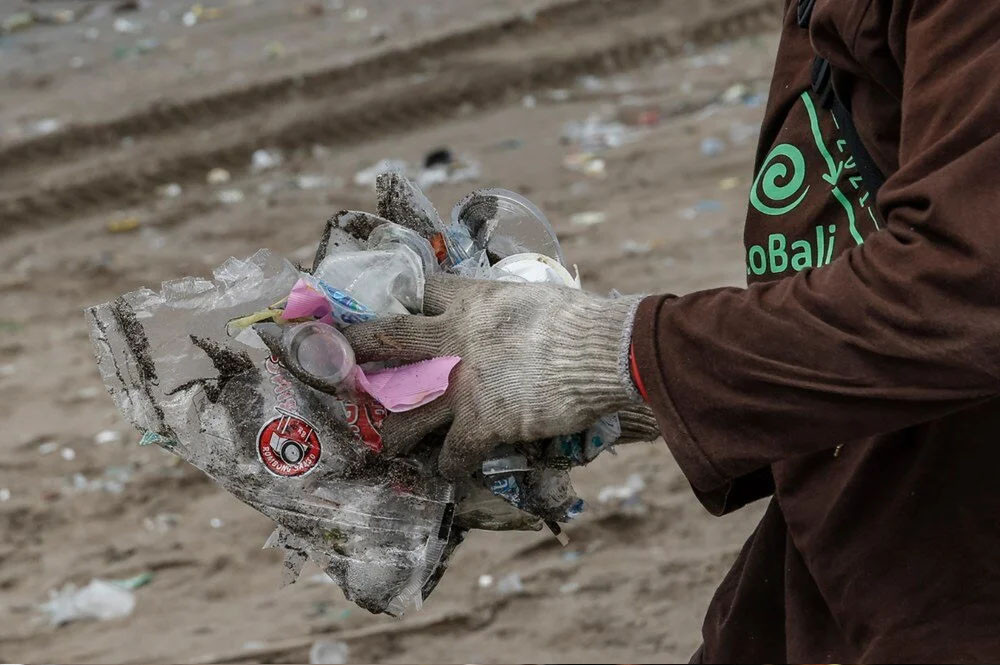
[632,0,1000,494]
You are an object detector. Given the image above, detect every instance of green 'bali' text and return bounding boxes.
[746,224,836,276]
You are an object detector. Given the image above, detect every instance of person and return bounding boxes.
[344,0,1000,661]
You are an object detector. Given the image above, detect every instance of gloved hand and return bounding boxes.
[343,274,645,479]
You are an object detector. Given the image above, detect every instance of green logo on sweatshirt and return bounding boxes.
[750,143,810,216]
[747,91,882,276]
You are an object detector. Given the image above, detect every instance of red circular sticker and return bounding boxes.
[256,413,322,477]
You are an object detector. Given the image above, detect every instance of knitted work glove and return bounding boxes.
[617,402,661,444]
[343,274,644,479]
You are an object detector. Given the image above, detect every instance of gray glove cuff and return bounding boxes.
[547,293,644,416]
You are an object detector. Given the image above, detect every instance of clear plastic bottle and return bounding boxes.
[283,322,356,386]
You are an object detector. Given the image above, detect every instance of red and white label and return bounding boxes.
[256,411,322,477]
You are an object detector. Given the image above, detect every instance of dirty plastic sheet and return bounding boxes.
[88,249,457,615]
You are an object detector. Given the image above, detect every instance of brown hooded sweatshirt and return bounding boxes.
[632,0,1000,662]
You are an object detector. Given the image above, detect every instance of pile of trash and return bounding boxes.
[88,173,623,616]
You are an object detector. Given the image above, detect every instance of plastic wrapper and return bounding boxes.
[287,276,376,326]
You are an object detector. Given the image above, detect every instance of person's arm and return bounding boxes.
[633,0,1000,493]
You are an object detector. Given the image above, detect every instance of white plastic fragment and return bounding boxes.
[38,441,60,455]
[251,149,283,172]
[598,473,646,504]
[570,211,606,227]
[309,640,349,665]
[496,572,524,596]
[113,18,141,34]
[158,183,183,198]
[40,579,136,626]
[94,430,122,445]
[206,167,231,184]
[217,188,245,204]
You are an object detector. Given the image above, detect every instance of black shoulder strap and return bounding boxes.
[797,0,886,193]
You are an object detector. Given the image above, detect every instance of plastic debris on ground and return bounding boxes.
[112,572,154,590]
[88,172,626,617]
[157,183,183,198]
[353,153,481,191]
[107,217,141,233]
[621,240,652,256]
[310,639,350,665]
[495,572,524,596]
[2,12,34,34]
[206,167,231,184]
[217,189,245,204]
[41,579,136,626]
[598,473,646,514]
[70,465,133,494]
[295,175,336,190]
[570,211,606,227]
[251,149,283,172]
[561,113,635,151]
[29,118,62,137]
[700,136,726,157]
[113,18,142,34]
[38,441,60,455]
[344,6,368,22]
[144,513,179,533]
[562,152,606,178]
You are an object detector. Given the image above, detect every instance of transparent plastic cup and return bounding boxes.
[452,188,566,266]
